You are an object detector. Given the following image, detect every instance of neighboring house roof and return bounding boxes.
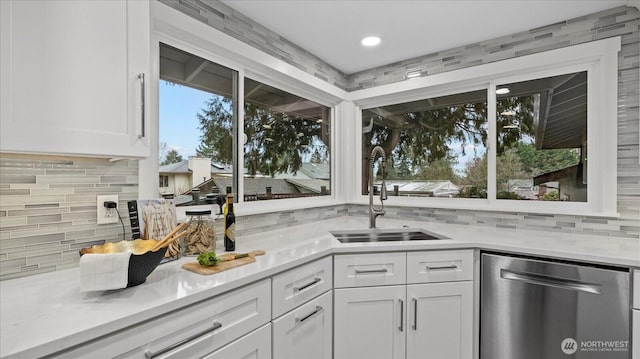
[384,180,460,197]
[299,162,330,180]
[159,161,190,173]
[285,178,330,194]
[159,160,233,174]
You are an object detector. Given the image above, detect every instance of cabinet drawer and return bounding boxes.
[272,256,332,318]
[53,279,271,359]
[202,323,271,359]
[334,252,406,288]
[407,250,473,284]
[633,269,639,309]
[273,291,333,359]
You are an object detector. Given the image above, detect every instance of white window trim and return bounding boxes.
[141,2,344,217]
[347,37,620,217]
[144,2,619,217]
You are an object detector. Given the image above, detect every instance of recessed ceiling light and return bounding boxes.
[361,36,381,47]
[496,88,510,95]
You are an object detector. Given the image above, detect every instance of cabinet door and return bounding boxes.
[334,286,406,359]
[273,291,332,359]
[202,324,271,359]
[406,282,473,359]
[0,0,149,157]
[633,310,639,359]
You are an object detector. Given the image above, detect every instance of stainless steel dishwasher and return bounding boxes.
[481,252,631,359]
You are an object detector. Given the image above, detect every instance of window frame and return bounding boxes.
[141,2,345,217]
[349,37,619,216]
[144,2,619,217]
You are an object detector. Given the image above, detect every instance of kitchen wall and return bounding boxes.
[1,3,638,280]
[0,154,138,280]
[157,0,349,90]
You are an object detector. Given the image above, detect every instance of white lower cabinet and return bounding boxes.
[633,310,639,359]
[272,256,333,359]
[50,279,271,358]
[334,285,406,359]
[203,324,271,359]
[334,250,475,359]
[406,282,473,359]
[273,290,333,359]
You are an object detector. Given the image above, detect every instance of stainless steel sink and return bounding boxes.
[331,229,447,243]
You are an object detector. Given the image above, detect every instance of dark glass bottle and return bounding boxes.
[224,194,236,251]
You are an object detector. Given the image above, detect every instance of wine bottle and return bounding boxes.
[223,186,232,217]
[224,194,236,251]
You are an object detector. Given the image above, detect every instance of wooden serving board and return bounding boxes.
[182,250,265,275]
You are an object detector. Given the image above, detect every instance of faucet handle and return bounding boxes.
[380,181,388,201]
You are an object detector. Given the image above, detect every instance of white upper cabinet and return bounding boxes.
[0,0,150,158]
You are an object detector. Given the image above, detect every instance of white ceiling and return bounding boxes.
[221,0,632,74]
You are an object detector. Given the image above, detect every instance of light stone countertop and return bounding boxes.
[1,216,639,359]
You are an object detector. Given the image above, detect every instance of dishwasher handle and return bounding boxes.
[500,269,601,294]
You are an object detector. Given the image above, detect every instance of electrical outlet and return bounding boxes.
[97,195,119,224]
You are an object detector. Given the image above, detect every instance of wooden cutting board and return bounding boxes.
[182,250,265,275]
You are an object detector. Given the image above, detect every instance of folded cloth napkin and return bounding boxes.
[80,252,132,292]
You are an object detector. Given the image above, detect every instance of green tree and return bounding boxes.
[417,157,460,182]
[496,149,527,192]
[196,96,233,164]
[196,96,326,177]
[160,149,183,166]
[514,142,579,177]
[462,156,488,190]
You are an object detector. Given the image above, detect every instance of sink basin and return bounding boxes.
[331,228,447,243]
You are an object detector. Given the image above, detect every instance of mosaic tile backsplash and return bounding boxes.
[0,155,138,280]
[1,4,639,280]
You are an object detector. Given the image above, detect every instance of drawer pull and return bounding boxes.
[398,298,404,332]
[296,305,323,324]
[355,268,388,274]
[145,321,222,358]
[294,277,321,293]
[426,265,458,270]
[412,297,418,330]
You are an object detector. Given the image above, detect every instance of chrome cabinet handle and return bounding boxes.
[296,305,323,324]
[355,268,388,274]
[398,299,404,332]
[137,73,145,139]
[426,265,458,270]
[412,297,418,330]
[501,269,601,294]
[294,277,321,293]
[145,321,222,358]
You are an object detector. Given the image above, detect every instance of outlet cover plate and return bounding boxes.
[97,195,119,224]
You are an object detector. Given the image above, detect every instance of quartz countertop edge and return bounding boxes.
[1,216,638,359]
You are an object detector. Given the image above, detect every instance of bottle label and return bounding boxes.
[225,223,236,242]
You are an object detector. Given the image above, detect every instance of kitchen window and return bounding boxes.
[355,37,618,215]
[243,77,331,202]
[496,71,586,202]
[361,71,589,204]
[158,43,238,205]
[362,90,488,199]
[157,42,333,206]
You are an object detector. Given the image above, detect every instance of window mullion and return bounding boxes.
[236,69,245,203]
[487,83,497,203]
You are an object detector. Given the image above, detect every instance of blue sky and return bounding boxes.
[159,80,212,159]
